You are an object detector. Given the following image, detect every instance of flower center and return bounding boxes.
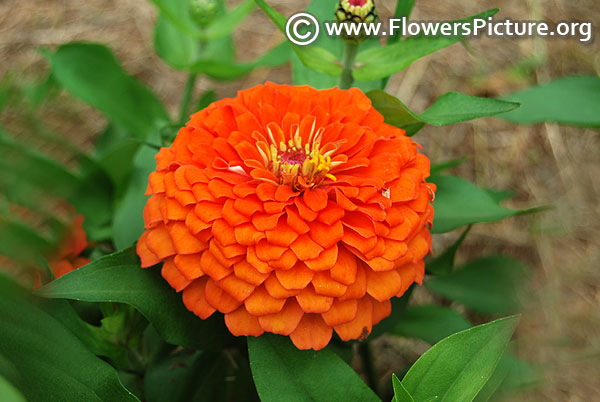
[340,0,374,19]
[257,123,337,190]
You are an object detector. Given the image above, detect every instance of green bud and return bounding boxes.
[334,0,378,42]
[189,0,218,28]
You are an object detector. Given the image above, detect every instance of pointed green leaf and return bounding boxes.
[392,374,414,402]
[36,247,230,350]
[367,90,518,136]
[0,274,139,402]
[354,9,499,81]
[401,316,520,402]
[248,334,380,402]
[431,175,520,233]
[154,13,200,69]
[426,226,471,275]
[500,76,600,128]
[44,43,169,137]
[426,256,529,314]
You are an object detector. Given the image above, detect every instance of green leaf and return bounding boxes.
[144,350,226,402]
[419,92,520,125]
[155,13,200,69]
[392,305,471,344]
[354,9,499,81]
[0,218,54,263]
[430,157,468,176]
[248,334,380,402]
[0,274,139,402]
[44,43,169,137]
[254,0,342,77]
[430,175,519,233]
[401,316,520,402]
[36,247,230,350]
[112,138,158,250]
[426,226,471,275]
[42,299,128,367]
[392,374,414,402]
[500,76,600,128]
[367,90,518,135]
[201,0,255,40]
[426,256,529,314]
[0,375,26,402]
[388,0,416,45]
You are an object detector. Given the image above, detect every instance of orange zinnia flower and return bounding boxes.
[137,83,435,350]
[35,215,90,288]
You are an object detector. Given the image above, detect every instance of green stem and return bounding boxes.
[178,73,198,123]
[359,341,379,396]
[339,41,359,90]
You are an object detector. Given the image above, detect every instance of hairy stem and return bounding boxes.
[178,73,198,123]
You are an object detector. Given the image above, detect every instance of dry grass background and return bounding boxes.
[1,0,599,401]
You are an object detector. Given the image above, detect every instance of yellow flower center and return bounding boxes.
[256,123,338,190]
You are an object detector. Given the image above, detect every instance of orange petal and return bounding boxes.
[258,299,304,336]
[246,246,273,274]
[329,246,357,285]
[361,255,395,272]
[309,220,343,249]
[255,239,288,262]
[268,249,298,270]
[275,262,314,290]
[381,238,408,261]
[305,244,338,271]
[204,278,241,313]
[321,299,358,326]
[137,231,162,268]
[161,258,191,292]
[211,219,237,246]
[334,297,373,341]
[303,189,328,211]
[200,250,232,281]
[225,306,264,337]
[290,234,323,260]
[264,274,301,298]
[174,253,205,280]
[169,222,207,254]
[194,201,222,222]
[233,260,269,286]
[296,285,333,313]
[222,199,251,226]
[294,197,318,221]
[244,285,286,316]
[341,229,377,255]
[234,223,265,246]
[372,297,391,325]
[311,271,348,297]
[289,314,332,350]
[285,206,310,234]
[146,225,176,259]
[252,212,283,231]
[266,220,300,247]
[217,274,255,302]
[365,268,403,302]
[182,278,215,319]
[234,196,264,216]
[185,211,211,234]
[339,263,367,301]
[317,201,345,225]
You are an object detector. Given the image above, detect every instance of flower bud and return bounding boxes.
[335,0,378,23]
[334,0,378,42]
[189,0,218,28]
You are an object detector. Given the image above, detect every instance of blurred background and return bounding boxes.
[0,0,598,400]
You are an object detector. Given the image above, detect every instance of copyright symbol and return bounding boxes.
[286,13,319,46]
